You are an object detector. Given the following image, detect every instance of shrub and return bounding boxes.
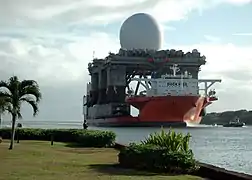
[0,128,116,148]
[76,130,116,147]
[118,128,199,174]
[118,144,198,174]
[141,128,192,154]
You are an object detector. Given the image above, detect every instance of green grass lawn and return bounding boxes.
[0,140,203,180]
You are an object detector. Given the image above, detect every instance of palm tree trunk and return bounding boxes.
[0,113,2,128]
[9,114,16,150]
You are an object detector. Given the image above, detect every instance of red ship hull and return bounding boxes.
[87,96,216,127]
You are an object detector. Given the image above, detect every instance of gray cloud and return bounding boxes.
[1,0,252,122]
[0,32,118,121]
[0,0,245,28]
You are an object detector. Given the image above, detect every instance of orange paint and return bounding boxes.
[126,95,214,124]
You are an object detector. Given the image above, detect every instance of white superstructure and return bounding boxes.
[130,64,221,97]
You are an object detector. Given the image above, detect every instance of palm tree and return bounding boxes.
[0,76,42,149]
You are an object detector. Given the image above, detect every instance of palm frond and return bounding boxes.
[0,92,12,112]
[20,80,38,88]
[20,97,39,116]
[0,92,13,114]
[0,91,12,99]
[0,81,11,94]
[19,80,42,102]
[0,96,14,115]
[9,76,19,83]
[0,81,9,88]
[0,97,6,113]
[7,76,20,97]
[4,103,13,115]
[17,110,22,119]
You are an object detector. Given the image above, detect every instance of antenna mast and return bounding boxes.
[92,51,95,59]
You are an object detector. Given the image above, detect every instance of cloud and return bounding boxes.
[0,31,120,121]
[1,0,252,121]
[204,35,221,43]
[221,0,252,5]
[232,33,252,36]
[0,32,120,85]
[0,0,251,27]
[170,42,252,76]
[1,32,252,120]
[0,31,121,121]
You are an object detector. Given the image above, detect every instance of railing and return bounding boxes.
[129,78,221,97]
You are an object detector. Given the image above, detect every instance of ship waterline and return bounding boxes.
[87,117,187,127]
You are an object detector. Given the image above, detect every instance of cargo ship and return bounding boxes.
[82,13,221,127]
[82,48,222,127]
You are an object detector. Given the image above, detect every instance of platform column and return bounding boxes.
[107,66,126,103]
[106,67,113,102]
[90,73,99,105]
[98,69,107,104]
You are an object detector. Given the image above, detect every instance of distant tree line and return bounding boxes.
[201,109,252,125]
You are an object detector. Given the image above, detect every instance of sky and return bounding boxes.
[0,0,252,121]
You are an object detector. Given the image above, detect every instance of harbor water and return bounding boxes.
[1,120,251,175]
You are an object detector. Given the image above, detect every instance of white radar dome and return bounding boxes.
[119,13,162,51]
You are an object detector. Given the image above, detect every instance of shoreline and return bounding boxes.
[114,142,252,180]
[0,125,250,175]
